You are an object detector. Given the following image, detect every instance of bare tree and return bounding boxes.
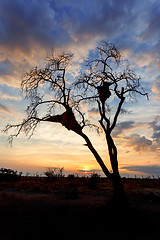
[3,42,148,205]
[44,167,64,179]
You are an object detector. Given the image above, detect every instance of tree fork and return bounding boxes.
[79,132,112,179]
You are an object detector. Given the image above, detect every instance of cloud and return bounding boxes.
[0,0,159,89]
[138,3,160,43]
[149,115,160,142]
[0,91,21,101]
[152,76,160,99]
[125,134,156,152]
[0,0,152,55]
[121,164,160,176]
[0,58,13,76]
[77,169,103,175]
[0,58,21,86]
[112,121,136,138]
[0,90,21,101]
[78,169,102,173]
[120,116,160,152]
[88,107,99,116]
[0,103,10,113]
[59,0,142,41]
[0,0,59,52]
[1,0,160,175]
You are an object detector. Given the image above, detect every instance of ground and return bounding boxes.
[0,177,160,240]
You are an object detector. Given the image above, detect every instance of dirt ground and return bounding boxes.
[0,178,160,240]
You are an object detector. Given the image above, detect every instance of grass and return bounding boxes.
[0,176,160,193]
[0,177,160,240]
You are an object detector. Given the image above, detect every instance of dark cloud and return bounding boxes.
[0,59,13,76]
[74,0,138,40]
[121,165,160,176]
[125,134,155,152]
[0,0,72,53]
[112,121,135,138]
[139,3,160,42]
[112,119,160,152]
[0,0,159,80]
[149,116,160,142]
[152,132,160,142]
[54,0,144,47]
[0,0,153,54]
[88,107,99,115]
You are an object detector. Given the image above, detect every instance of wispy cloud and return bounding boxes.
[77,169,103,175]
[0,90,21,101]
[0,103,10,113]
[152,76,160,99]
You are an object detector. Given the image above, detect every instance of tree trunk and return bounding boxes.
[79,131,128,208]
[112,174,126,205]
[79,132,112,179]
[104,133,130,209]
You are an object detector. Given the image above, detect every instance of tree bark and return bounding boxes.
[106,133,127,206]
[79,131,128,207]
[112,173,127,207]
[79,132,112,180]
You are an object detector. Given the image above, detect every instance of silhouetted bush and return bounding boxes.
[67,174,76,179]
[44,167,64,181]
[0,168,20,182]
[89,173,101,189]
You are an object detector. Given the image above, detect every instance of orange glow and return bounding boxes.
[83,168,89,174]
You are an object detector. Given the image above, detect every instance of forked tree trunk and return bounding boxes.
[106,133,128,207]
[45,107,126,206]
[79,131,127,207]
[80,131,128,208]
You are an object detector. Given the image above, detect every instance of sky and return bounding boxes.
[0,0,160,177]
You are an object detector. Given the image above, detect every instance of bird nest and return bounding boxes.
[97,82,111,103]
[61,108,82,133]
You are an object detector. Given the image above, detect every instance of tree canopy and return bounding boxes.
[4,42,148,143]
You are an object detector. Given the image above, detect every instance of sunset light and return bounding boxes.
[0,0,160,179]
[0,1,160,239]
[82,168,91,174]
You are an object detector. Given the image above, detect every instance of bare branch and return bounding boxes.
[110,96,125,132]
[3,116,42,145]
[74,94,99,104]
[97,100,110,132]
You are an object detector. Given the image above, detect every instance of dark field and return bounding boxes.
[0,177,160,240]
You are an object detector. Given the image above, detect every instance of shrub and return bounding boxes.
[0,168,20,182]
[89,173,101,189]
[67,174,76,179]
[44,167,64,180]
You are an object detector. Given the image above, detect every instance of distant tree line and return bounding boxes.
[0,168,22,182]
[0,167,102,181]
[0,167,159,183]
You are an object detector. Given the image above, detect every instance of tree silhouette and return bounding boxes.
[4,41,148,205]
